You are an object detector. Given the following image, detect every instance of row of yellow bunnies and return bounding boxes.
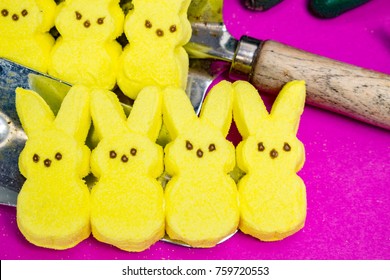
[15,79,307,252]
[0,0,191,99]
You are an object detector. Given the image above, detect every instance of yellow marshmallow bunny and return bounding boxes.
[117,0,191,99]
[16,85,91,249]
[0,0,56,72]
[90,87,164,252]
[49,0,124,89]
[163,82,239,248]
[233,80,307,241]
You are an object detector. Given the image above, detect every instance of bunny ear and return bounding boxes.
[35,0,57,31]
[90,88,129,140]
[127,86,162,141]
[179,0,191,13]
[162,87,197,139]
[179,0,192,42]
[232,81,269,138]
[15,88,55,136]
[270,80,306,134]
[200,81,233,137]
[54,85,91,142]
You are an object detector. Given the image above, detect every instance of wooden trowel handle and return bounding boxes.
[249,40,390,130]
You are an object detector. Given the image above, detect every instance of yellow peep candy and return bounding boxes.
[117,0,192,99]
[233,80,307,241]
[90,87,164,252]
[16,85,91,249]
[0,0,56,72]
[163,82,239,248]
[49,0,124,89]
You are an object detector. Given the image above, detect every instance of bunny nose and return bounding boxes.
[156,29,164,37]
[270,149,278,159]
[44,159,52,167]
[83,20,91,28]
[196,149,203,158]
[12,14,19,21]
[121,154,129,163]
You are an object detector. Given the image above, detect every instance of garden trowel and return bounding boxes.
[186,0,390,130]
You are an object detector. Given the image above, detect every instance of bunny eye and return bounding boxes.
[145,20,152,28]
[169,25,177,33]
[55,152,62,161]
[109,150,117,159]
[1,9,9,17]
[75,11,83,20]
[32,154,40,163]
[283,142,291,152]
[130,148,137,156]
[75,11,82,20]
[185,140,193,150]
[97,17,105,25]
[208,143,216,152]
[21,9,28,17]
[257,142,265,152]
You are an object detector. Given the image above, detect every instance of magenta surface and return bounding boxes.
[1,0,389,260]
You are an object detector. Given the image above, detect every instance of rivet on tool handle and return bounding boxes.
[230,36,263,81]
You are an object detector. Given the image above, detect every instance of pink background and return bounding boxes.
[1,0,389,259]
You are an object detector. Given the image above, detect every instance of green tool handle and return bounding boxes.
[309,0,371,18]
